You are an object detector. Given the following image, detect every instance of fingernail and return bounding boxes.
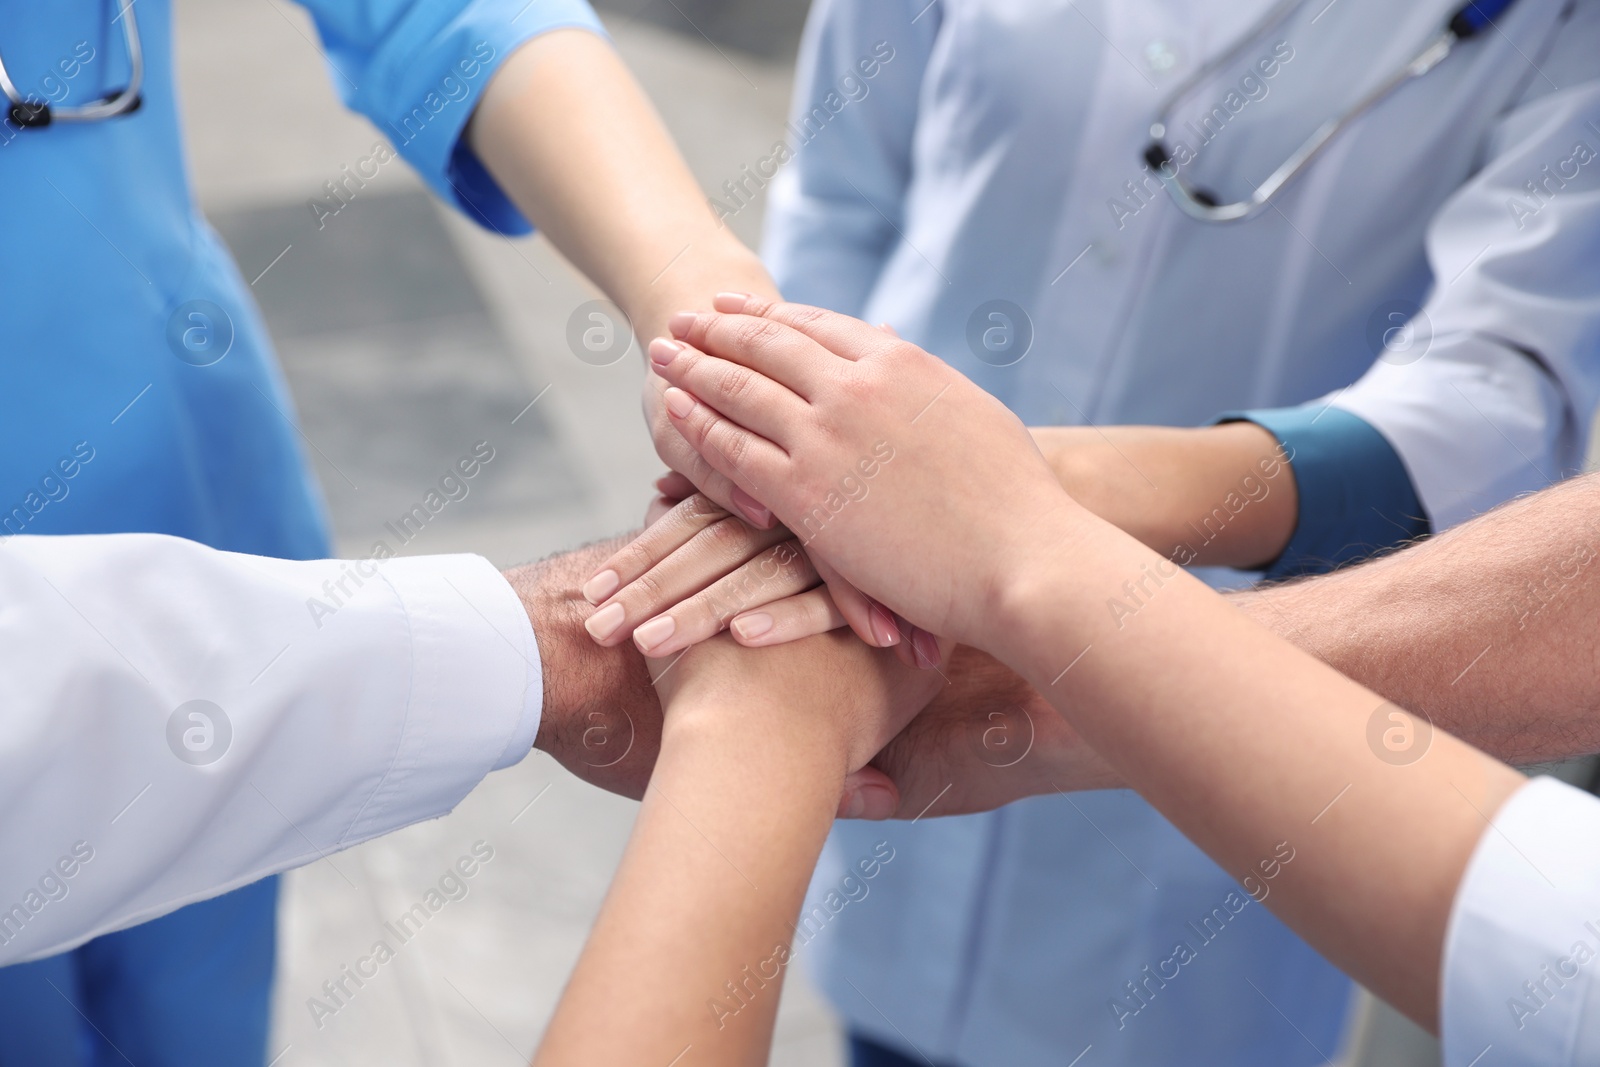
[668,311,696,338]
[584,602,625,642]
[649,337,682,367]
[912,628,942,670]
[841,789,867,819]
[581,569,620,605]
[714,292,751,312]
[868,603,901,647]
[731,486,772,527]
[731,612,774,641]
[633,614,677,652]
[664,387,696,419]
[856,784,898,820]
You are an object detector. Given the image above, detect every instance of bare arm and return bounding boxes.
[532,632,941,1065]
[467,29,775,343]
[1236,472,1600,766]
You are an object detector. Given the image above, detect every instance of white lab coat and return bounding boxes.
[768,0,1600,1062]
[1444,777,1600,1065]
[0,534,539,965]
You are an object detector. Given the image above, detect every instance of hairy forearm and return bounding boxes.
[1032,423,1297,570]
[468,30,773,340]
[1236,473,1600,767]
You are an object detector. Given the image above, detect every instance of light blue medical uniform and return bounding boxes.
[770,1,1600,1065]
[0,0,602,1062]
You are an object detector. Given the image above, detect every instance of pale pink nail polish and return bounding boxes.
[664,388,696,418]
[649,338,682,367]
[868,604,901,647]
[731,486,772,527]
[633,615,677,652]
[668,311,696,338]
[714,292,751,312]
[732,612,774,641]
[912,628,942,670]
[581,569,620,605]
[584,602,625,642]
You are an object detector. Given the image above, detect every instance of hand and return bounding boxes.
[648,630,947,782]
[577,490,943,667]
[648,295,1080,648]
[863,646,1124,818]
[499,540,934,817]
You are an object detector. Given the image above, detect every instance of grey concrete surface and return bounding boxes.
[169,2,1445,1065]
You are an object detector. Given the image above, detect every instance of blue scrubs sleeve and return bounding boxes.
[298,0,608,234]
[1218,406,1432,581]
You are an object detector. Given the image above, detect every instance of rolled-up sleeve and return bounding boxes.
[297,0,608,234]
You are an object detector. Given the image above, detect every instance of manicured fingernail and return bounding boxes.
[841,789,867,819]
[633,614,677,652]
[731,486,772,527]
[584,602,625,642]
[912,628,942,670]
[713,292,751,312]
[868,603,901,648]
[855,784,898,820]
[668,311,696,338]
[581,569,620,605]
[664,387,696,419]
[731,612,774,641]
[649,337,682,367]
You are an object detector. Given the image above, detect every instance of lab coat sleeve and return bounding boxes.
[293,0,607,234]
[0,533,540,965]
[761,0,938,317]
[1330,33,1600,533]
[1441,776,1600,1066]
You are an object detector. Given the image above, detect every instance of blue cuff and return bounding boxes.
[313,0,608,236]
[1218,406,1431,581]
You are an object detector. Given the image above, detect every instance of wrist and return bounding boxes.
[627,244,775,343]
[502,545,659,797]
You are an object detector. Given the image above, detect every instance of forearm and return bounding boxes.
[994,505,1522,1030]
[534,696,839,1065]
[1234,472,1600,766]
[468,29,775,340]
[1031,422,1296,570]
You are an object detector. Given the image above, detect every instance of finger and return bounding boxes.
[666,307,843,398]
[838,767,901,820]
[632,540,820,656]
[654,470,697,502]
[704,293,901,365]
[813,554,898,649]
[582,493,731,606]
[729,586,848,647]
[661,385,789,505]
[651,338,807,445]
[585,514,792,647]
[643,495,674,527]
[645,375,768,526]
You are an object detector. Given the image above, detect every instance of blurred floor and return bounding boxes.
[170,1,1447,1065]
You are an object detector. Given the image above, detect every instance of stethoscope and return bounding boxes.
[1143,0,1519,222]
[0,0,144,129]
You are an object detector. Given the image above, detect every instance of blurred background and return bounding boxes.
[172,1,1446,1063]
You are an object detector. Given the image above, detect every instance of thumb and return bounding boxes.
[838,767,901,820]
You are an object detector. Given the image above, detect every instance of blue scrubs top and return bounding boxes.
[0,0,604,553]
[0,2,602,1063]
